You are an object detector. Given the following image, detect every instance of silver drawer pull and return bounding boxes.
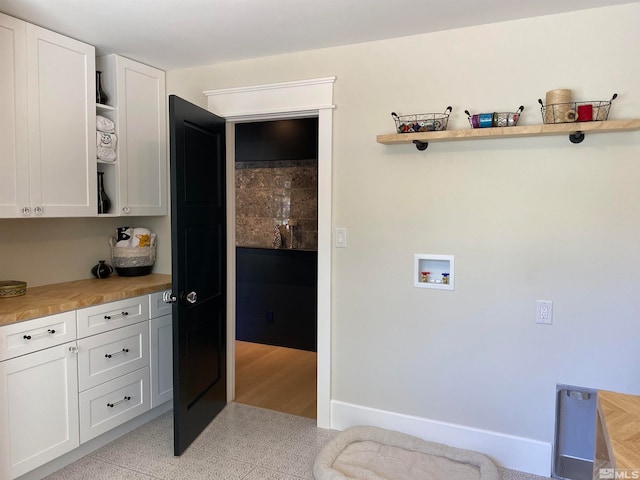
[23,329,56,340]
[104,311,129,320]
[105,348,129,359]
[107,396,131,408]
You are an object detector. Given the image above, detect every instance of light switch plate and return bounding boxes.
[335,228,347,248]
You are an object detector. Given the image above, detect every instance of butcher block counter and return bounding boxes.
[594,390,640,475]
[0,274,171,326]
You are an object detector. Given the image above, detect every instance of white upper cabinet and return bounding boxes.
[97,54,167,216]
[0,13,96,218]
[0,13,29,218]
[26,24,96,217]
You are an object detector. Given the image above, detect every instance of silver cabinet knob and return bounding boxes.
[122,206,130,214]
[21,207,31,216]
[34,206,43,216]
[186,291,197,304]
[69,345,79,354]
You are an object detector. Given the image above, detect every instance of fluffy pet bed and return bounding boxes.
[313,426,501,480]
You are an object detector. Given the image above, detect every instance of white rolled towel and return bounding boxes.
[96,131,117,149]
[97,147,116,162]
[96,115,115,133]
[132,227,151,247]
[116,227,133,247]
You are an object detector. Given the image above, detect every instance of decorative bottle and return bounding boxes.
[97,172,111,214]
[96,71,109,105]
[91,260,113,279]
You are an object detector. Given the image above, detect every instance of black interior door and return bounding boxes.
[169,95,227,456]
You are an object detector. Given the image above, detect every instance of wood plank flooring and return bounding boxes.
[234,340,317,419]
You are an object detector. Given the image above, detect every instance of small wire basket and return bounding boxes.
[465,106,524,128]
[538,93,617,124]
[391,106,452,133]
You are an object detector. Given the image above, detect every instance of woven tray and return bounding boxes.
[0,280,27,298]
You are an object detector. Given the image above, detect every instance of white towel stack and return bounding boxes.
[115,227,154,248]
[97,115,115,133]
[97,115,117,162]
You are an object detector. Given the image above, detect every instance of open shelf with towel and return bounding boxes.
[96,54,167,217]
[96,102,118,216]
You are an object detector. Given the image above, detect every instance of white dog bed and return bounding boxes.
[313,426,501,480]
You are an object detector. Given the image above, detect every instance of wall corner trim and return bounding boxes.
[330,400,552,477]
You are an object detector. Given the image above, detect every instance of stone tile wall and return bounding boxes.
[235,160,317,250]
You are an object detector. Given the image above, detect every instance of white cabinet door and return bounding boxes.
[149,289,172,319]
[118,56,167,216]
[0,342,79,479]
[109,55,167,216]
[150,314,173,407]
[25,23,96,217]
[0,13,29,218]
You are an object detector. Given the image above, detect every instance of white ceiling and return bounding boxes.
[1,0,638,71]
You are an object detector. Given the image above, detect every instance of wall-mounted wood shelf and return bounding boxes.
[377,119,640,150]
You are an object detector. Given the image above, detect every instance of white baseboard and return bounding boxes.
[330,400,552,477]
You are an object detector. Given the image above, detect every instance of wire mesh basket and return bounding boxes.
[109,235,156,276]
[391,106,452,133]
[465,106,524,128]
[538,94,617,124]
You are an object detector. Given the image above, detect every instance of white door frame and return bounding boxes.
[204,77,335,428]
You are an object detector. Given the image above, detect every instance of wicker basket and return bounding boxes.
[391,107,452,133]
[109,235,156,276]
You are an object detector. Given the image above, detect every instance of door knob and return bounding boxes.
[185,291,197,304]
[162,291,177,303]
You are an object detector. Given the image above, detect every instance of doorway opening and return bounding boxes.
[233,117,318,418]
[204,76,334,428]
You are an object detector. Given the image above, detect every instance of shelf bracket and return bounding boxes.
[569,131,585,144]
[413,140,429,151]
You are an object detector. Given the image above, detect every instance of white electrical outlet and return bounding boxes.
[536,300,553,325]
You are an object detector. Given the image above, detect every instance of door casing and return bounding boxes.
[205,77,335,428]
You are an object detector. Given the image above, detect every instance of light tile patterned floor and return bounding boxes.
[44,402,549,480]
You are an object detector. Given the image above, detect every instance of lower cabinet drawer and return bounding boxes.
[77,295,149,338]
[0,311,76,361]
[77,322,149,391]
[79,367,150,443]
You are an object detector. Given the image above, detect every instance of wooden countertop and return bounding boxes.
[0,274,172,326]
[597,390,640,470]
